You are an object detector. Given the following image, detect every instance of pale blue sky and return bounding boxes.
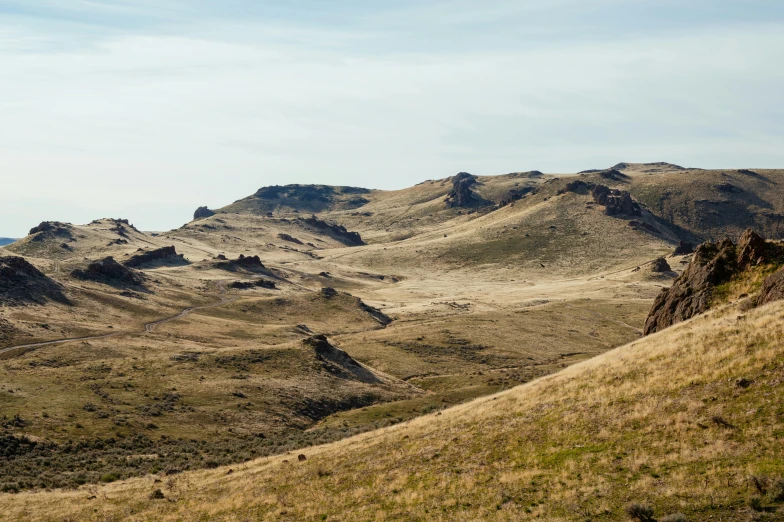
[1,1,783,236]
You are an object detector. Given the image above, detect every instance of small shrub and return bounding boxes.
[625,502,655,521]
[100,472,120,483]
[149,488,165,500]
[748,496,763,512]
[769,477,784,503]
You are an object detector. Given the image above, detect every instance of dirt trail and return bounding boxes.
[0,281,236,358]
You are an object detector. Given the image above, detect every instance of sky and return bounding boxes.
[1,1,783,237]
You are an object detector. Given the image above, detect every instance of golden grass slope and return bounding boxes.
[3,299,782,521]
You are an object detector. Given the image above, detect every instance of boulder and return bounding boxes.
[193,206,215,220]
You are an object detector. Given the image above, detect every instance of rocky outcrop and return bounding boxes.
[123,246,186,268]
[304,335,380,384]
[301,216,364,246]
[735,229,768,269]
[674,241,694,255]
[592,185,642,217]
[758,267,784,307]
[213,254,266,273]
[277,233,303,245]
[358,300,393,326]
[644,229,783,335]
[71,257,145,287]
[0,256,70,306]
[445,172,486,209]
[229,279,276,290]
[193,206,215,220]
[650,257,671,273]
[28,222,74,242]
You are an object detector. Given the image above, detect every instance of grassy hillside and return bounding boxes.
[2,299,782,521]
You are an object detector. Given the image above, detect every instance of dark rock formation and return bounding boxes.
[301,216,364,246]
[358,300,393,326]
[213,255,266,273]
[28,222,74,242]
[758,267,784,307]
[193,206,215,220]
[591,185,641,217]
[123,246,186,268]
[304,335,380,384]
[229,279,276,290]
[560,180,593,195]
[674,241,694,255]
[735,229,768,269]
[445,172,487,209]
[320,287,338,298]
[599,169,630,182]
[499,186,536,207]
[277,233,303,245]
[644,229,783,335]
[650,257,671,273]
[0,256,70,306]
[71,257,145,287]
[716,183,742,194]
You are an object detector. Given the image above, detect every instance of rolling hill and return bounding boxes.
[2,293,781,521]
[1,163,783,521]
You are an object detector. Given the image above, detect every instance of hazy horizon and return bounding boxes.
[2,0,783,237]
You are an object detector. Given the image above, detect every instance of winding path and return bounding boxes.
[0,281,236,359]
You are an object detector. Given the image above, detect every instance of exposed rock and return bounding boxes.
[28,222,74,242]
[303,335,380,384]
[598,169,630,182]
[758,267,784,307]
[716,183,742,194]
[644,229,784,335]
[193,206,215,220]
[357,299,393,326]
[591,185,642,217]
[213,255,266,273]
[277,233,303,245]
[229,279,276,290]
[71,257,145,287]
[499,186,536,207]
[0,256,70,306]
[301,215,364,246]
[560,180,593,195]
[735,229,768,269]
[320,287,338,298]
[650,257,671,273]
[445,172,487,209]
[673,241,694,255]
[123,246,186,268]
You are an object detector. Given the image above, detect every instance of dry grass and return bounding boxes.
[2,299,782,521]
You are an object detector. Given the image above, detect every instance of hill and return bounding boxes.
[2,295,782,521]
[1,163,783,519]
